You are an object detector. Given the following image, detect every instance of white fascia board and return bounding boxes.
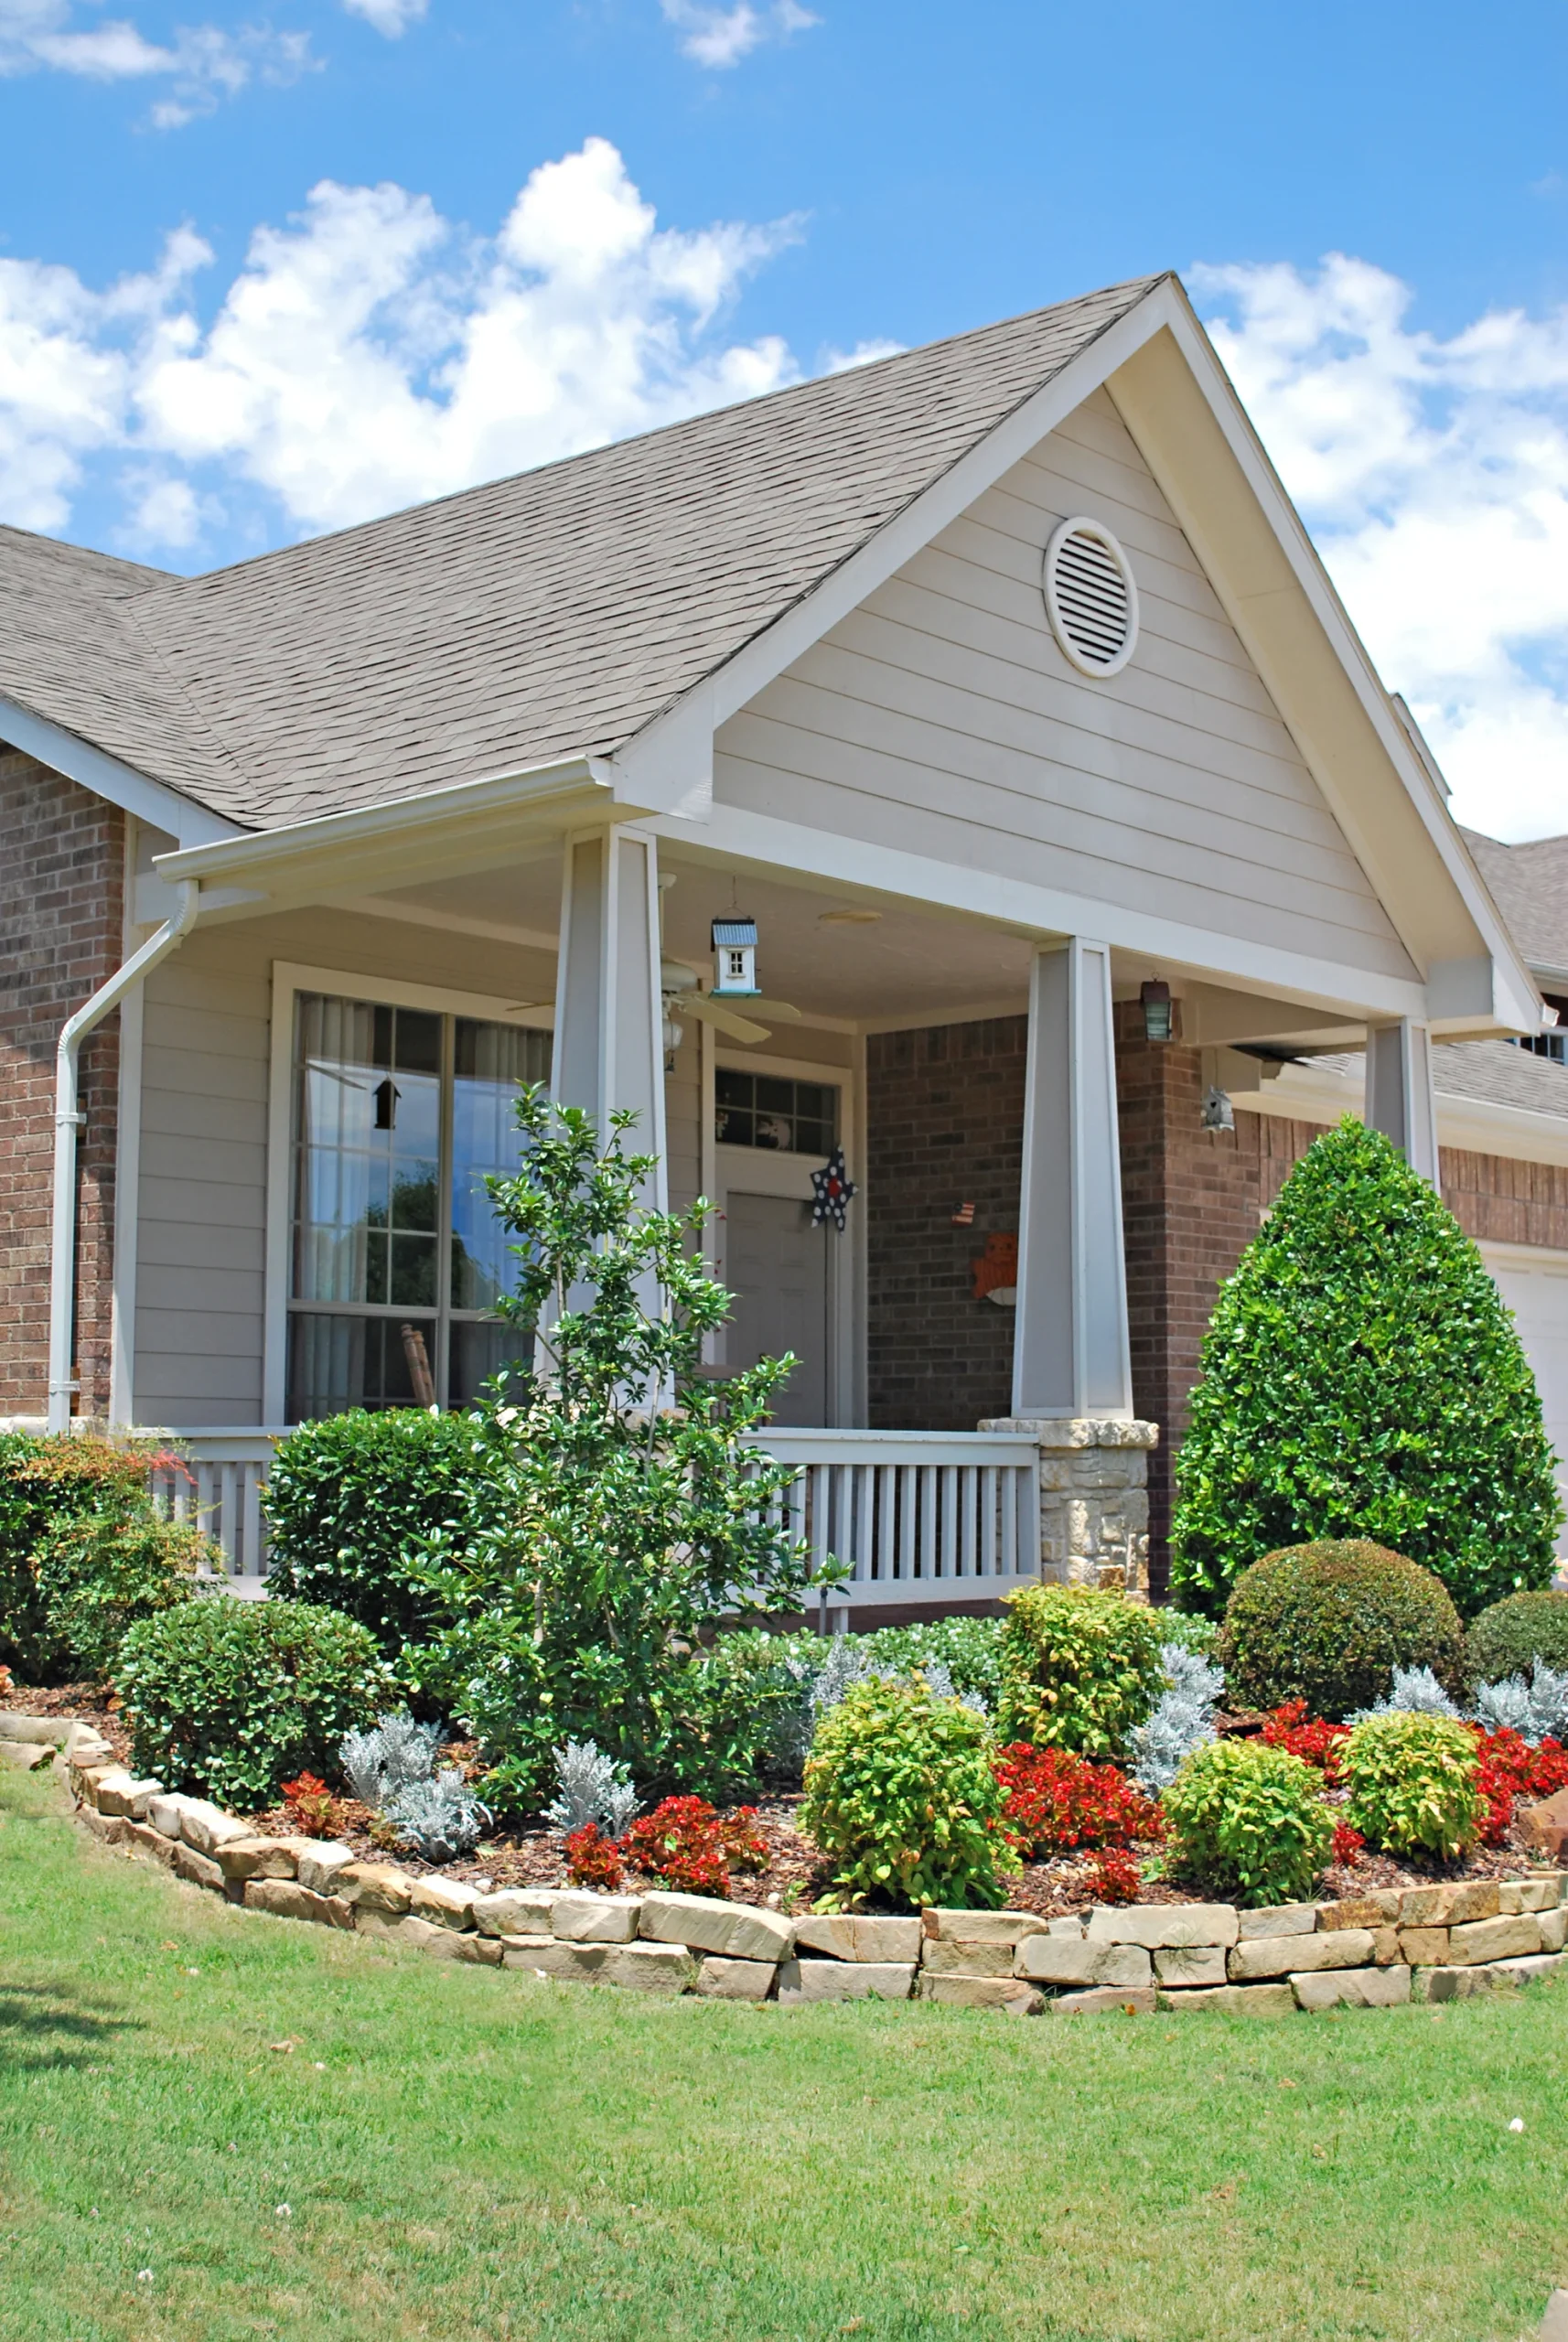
[596,680,714,820]
[153,754,606,895]
[650,800,1433,1024]
[0,692,240,848]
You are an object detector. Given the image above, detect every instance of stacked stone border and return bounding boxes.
[18,1716,1568,2017]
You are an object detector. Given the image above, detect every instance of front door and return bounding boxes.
[724,1189,830,1425]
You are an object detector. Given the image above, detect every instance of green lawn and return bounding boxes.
[1,1766,1563,2342]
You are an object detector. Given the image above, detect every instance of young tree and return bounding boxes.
[1170,1118,1563,1618]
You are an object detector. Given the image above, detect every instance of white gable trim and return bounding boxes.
[0,692,240,847]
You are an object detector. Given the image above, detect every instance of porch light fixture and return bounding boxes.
[711,918,760,997]
[1201,1084,1235,1133]
[1140,980,1173,1042]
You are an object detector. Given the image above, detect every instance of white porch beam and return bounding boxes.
[553,828,668,1202]
[1012,939,1133,1420]
[1365,1017,1441,1185]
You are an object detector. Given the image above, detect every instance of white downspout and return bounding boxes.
[48,879,200,1434]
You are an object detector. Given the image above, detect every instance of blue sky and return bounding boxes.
[4,0,1568,834]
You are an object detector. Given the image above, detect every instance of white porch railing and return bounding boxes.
[142,1423,1042,1619]
[147,1429,283,1596]
[744,1428,1041,1617]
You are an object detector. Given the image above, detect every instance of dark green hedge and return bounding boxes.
[1218,1540,1468,1720]
[1467,1590,1568,1685]
[1171,1119,1562,1617]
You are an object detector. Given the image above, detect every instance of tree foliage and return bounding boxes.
[1171,1120,1562,1617]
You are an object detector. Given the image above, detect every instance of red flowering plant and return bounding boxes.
[1466,1727,1568,1843]
[1260,1701,1349,1781]
[280,1772,340,1838]
[622,1796,751,1898]
[564,1823,625,1891]
[993,1743,1165,1858]
[1330,1820,1365,1867]
[1088,1847,1142,1904]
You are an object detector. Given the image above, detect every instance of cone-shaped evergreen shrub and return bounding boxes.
[1170,1119,1562,1618]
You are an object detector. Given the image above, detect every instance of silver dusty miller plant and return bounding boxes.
[385,1768,492,1863]
[1473,1661,1568,1745]
[1132,1642,1224,1792]
[545,1739,639,1839]
[340,1712,442,1808]
[1350,1665,1465,1725]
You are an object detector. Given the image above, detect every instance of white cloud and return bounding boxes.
[1194,254,1568,841]
[340,0,426,38]
[0,139,801,545]
[0,0,314,125]
[659,0,817,70]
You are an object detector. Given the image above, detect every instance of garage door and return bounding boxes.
[1485,1246,1568,1551]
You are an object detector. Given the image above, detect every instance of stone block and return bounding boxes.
[920,1940,1016,1978]
[474,1887,556,1937]
[124,1820,177,1866]
[244,1878,354,1929]
[1517,1788,1568,1856]
[1050,1985,1156,2015]
[0,1739,48,1767]
[551,1891,642,1943]
[1156,1982,1295,2015]
[777,1960,916,2004]
[1235,1904,1317,1940]
[695,1957,778,2001]
[70,1762,115,1807]
[1154,1945,1228,1989]
[95,1772,162,1820]
[171,1841,226,1892]
[1015,1935,1151,1987]
[606,1943,697,1994]
[717,1905,794,1963]
[1538,1907,1568,1953]
[1047,1916,1085,1938]
[794,1914,923,1963]
[410,1877,478,1930]
[919,1907,1049,1949]
[1398,1926,1450,1965]
[1448,1914,1543,1965]
[77,1804,127,1845]
[1291,1964,1412,2011]
[352,1910,497,1961]
[638,1892,793,1963]
[1541,2287,1568,2342]
[1229,1929,1375,1981]
[499,1937,614,1982]
[918,1973,1045,2013]
[1498,1878,1562,1913]
[147,1792,199,1840]
[296,1842,357,1895]
[1412,1963,1509,2003]
[1490,1951,1568,1984]
[217,1837,306,1882]
[179,1801,254,1859]
[1371,1928,1403,1965]
[336,1862,414,1915]
[1317,1893,1401,1928]
[1399,1880,1499,1928]
[1088,1904,1239,1950]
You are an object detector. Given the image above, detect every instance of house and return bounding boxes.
[1,269,1561,1617]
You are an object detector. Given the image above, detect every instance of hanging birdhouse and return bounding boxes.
[711,917,760,997]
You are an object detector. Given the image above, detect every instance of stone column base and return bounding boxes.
[977,1415,1159,1597]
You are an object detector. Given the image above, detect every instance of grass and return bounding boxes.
[1,1766,1564,2342]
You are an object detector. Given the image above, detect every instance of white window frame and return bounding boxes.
[707,1045,861,1426]
[263,961,553,1423]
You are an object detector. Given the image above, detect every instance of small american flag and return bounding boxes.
[950,1200,976,1226]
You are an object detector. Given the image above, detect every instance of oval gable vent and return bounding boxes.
[1043,516,1139,679]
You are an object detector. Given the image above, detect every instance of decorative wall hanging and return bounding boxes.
[950,1199,976,1226]
[811,1147,856,1230]
[972,1231,1018,1305]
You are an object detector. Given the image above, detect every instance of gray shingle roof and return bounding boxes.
[1316,1039,1568,1123]
[1462,828,1568,979]
[0,275,1164,832]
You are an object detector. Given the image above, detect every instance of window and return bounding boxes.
[714,1068,839,1155]
[286,992,551,1419]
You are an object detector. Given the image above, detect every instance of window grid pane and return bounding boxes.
[714,1068,839,1154]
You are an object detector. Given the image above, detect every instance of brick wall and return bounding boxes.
[0,751,124,1420]
[1440,1146,1568,1250]
[865,1017,1026,1431]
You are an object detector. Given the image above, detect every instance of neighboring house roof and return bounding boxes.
[0,275,1161,833]
[1462,828,1568,980]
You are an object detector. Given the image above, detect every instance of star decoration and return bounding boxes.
[811,1146,856,1230]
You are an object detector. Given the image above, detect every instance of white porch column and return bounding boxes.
[1011,938,1133,1419]
[552,827,668,1205]
[1365,1017,1440,1186]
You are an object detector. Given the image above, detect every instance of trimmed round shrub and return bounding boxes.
[262,1409,497,1654]
[995,1585,1165,1759]
[859,1615,1004,1710]
[800,1675,1019,1911]
[1218,1541,1467,1721]
[30,1510,202,1681]
[1340,1710,1483,1861]
[1163,1736,1334,1906]
[1468,1591,1568,1687]
[1170,1119,1562,1617]
[117,1595,395,1809]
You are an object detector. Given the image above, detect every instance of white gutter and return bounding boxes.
[48,880,200,1433]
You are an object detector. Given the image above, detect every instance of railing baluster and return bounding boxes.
[897,1465,915,1585]
[854,1465,874,1586]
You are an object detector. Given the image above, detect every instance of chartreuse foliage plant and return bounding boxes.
[1163,1737,1334,1907]
[994,1584,1165,1759]
[801,1675,1019,1910]
[1171,1119,1562,1618]
[1468,1590,1568,1686]
[1340,1711,1485,1862]
[117,1596,394,1808]
[1218,1541,1468,1721]
[422,1090,839,1807]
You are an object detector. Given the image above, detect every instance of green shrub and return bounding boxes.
[1467,1591,1568,1686]
[859,1615,1004,1710]
[1153,1612,1220,1662]
[1162,1736,1334,1906]
[1218,1540,1466,1720]
[1340,1710,1483,1861]
[31,1511,202,1681]
[800,1676,1019,1911]
[0,1434,203,1681]
[1170,1119,1562,1617]
[117,1596,395,1808]
[262,1409,495,1655]
[995,1585,1165,1759]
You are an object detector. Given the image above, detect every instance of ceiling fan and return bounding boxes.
[659,953,801,1047]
